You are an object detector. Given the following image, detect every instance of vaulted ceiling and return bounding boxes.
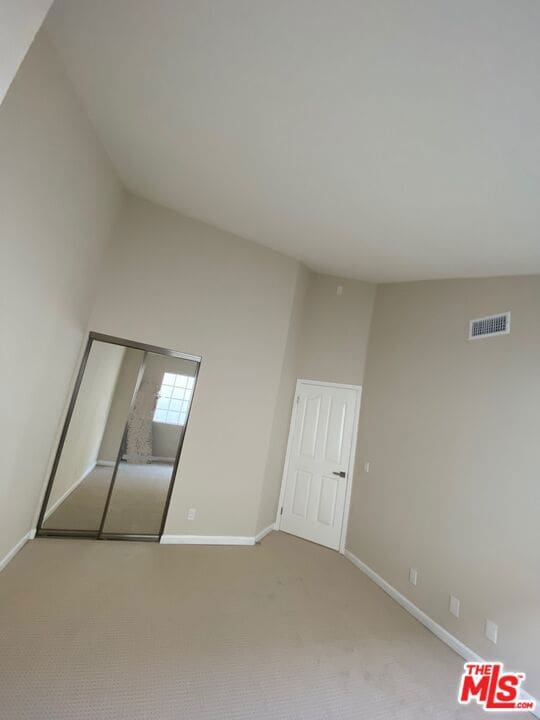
[45,0,540,282]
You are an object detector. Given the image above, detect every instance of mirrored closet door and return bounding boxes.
[37,333,200,541]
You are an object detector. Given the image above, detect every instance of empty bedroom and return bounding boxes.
[1,1,539,718]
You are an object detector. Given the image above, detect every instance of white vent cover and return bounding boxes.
[469,312,511,340]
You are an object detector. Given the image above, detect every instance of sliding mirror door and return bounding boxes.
[101,352,198,538]
[38,334,199,541]
[40,341,144,535]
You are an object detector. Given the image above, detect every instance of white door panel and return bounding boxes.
[299,395,320,458]
[317,474,338,525]
[279,381,359,550]
[291,470,312,518]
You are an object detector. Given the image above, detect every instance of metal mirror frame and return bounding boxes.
[36,331,201,542]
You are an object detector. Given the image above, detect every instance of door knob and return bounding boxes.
[333,471,346,478]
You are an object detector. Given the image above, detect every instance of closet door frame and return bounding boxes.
[36,331,201,542]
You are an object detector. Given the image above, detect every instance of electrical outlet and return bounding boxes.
[187,508,197,521]
[409,568,418,586]
[485,619,498,644]
[336,285,343,295]
[449,595,460,618]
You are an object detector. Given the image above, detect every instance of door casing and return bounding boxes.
[275,379,362,554]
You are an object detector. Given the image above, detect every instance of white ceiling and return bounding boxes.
[45,0,540,282]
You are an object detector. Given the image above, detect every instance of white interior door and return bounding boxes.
[278,380,360,551]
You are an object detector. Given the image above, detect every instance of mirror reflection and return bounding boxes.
[102,352,197,536]
[40,338,198,539]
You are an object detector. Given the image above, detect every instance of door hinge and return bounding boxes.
[296,395,299,405]
[280,507,284,515]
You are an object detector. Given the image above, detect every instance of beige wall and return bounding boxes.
[255,270,376,533]
[256,264,311,533]
[347,276,540,696]
[98,347,144,463]
[0,31,123,561]
[46,342,124,510]
[0,0,53,105]
[89,195,300,537]
[152,423,182,460]
[297,272,376,385]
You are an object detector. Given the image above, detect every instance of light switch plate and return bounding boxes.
[485,619,498,644]
[449,595,460,618]
[409,568,418,586]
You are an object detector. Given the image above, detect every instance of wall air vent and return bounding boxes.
[469,312,511,340]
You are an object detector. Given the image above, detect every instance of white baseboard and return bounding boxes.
[161,535,256,546]
[0,530,34,573]
[523,691,539,717]
[344,549,480,662]
[161,525,276,546]
[344,549,539,718]
[44,463,95,520]
[254,523,275,542]
[98,458,175,468]
[114,455,176,464]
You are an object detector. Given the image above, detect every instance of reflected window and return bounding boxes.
[153,373,194,425]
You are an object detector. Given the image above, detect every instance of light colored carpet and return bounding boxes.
[43,462,173,535]
[0,532,486,719]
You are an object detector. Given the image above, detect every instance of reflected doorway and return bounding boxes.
[37,333,200,542]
